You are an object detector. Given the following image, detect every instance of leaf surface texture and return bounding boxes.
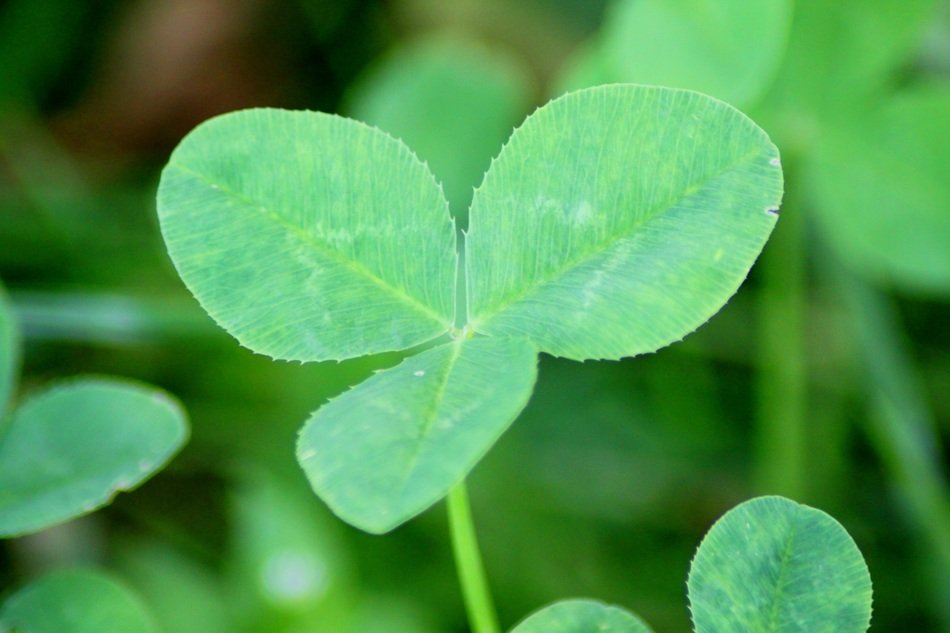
[158,109,457,362]
[688,496,873,633]
[466,85,782,360]
[297,336,537,533]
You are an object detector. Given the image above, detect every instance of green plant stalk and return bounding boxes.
[831,261,950,625]
[447,482,500,633]
[755,194,807,499]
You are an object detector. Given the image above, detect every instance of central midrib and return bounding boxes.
[766,522,799,632]
[468,144,764,329]
[168,161,452,329]
[396,339,465,494]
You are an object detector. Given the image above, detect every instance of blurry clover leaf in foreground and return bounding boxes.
[0,378,188,537]
[157,85,783,533]
[0,568,159,633]
[688,496,873,633]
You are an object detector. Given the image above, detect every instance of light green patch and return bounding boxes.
[227,473,355,625]
[117,542,233,633]
[806,85,950,294]
[761,0,937,120]
[597,0,791,107]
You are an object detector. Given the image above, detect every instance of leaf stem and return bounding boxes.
[755,195,807,499]
[447,482,500,633]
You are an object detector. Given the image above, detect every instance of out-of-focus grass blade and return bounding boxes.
[830,260,950,624]
[0,281,20,416]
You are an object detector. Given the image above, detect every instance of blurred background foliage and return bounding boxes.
[0,0,948,631]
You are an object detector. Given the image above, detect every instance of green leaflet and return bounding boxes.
[346,35,529,219]
[157,108,457,362]
[557,0,791,107]
[510,600,654,633]
[688,496,873,633]
[0,569,160,633]
[0,378,188,537]
[806,85,950,294]
[0,283,18,416]
[297,336,537,534]
[466,85,783,360]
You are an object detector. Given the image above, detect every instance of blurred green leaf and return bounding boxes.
[806,85,950,294]
[688,496,872,633]
[510,600,654,633]
[157,108,457,363]
[598,0,791,107]
[347,35,530,219]
[0,282,19,416]
[466,85,783,360]
[118,541,233,633]
[762,0,937,122]
[297,336,537,533]
[0,568,159,633]
[0,378,188,537]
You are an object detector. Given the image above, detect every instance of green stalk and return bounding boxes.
[755,193,807,499]
[447,482,500,633]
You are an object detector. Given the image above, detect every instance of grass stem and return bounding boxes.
[755,196,807,499]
